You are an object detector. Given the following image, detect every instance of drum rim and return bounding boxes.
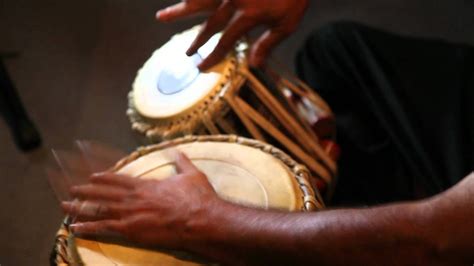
[52,135,324,265]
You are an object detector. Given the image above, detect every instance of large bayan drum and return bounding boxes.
[128,27,338,190]
[52,135,323,265]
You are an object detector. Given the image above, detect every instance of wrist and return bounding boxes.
[181,195,232,249]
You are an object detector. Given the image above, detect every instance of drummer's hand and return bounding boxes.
[61,152,220,249]
[156,0,309,69]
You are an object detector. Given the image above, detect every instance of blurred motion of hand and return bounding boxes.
[47,140,127,203]
[156,0,309,70]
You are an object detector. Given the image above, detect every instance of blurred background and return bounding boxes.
[0,0,473,264]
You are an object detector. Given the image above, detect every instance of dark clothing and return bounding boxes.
[296,22,474,206]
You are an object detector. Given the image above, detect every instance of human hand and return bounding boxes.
[156,0,309,69]
[61,152,220,250]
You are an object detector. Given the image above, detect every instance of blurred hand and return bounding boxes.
[156,0,309,70]
[61,152,219,249]
[47,140,127,202]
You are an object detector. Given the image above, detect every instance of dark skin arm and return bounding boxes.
[62,153,474,266]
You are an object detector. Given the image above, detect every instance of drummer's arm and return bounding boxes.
[187,173,474,265]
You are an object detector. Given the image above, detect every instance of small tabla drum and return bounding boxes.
[52,135,324,265]
[127,27,339,191]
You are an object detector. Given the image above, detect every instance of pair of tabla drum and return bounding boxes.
[128,26,338,189]
[52,27,338,265]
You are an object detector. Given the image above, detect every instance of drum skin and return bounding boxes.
[52,135,323,266]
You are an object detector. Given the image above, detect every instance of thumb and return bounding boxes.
[174,152,198,174]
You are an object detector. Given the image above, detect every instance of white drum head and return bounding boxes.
[133,27,231,119]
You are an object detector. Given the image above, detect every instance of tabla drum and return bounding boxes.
[52,135,324,265]
[127,26,339,191]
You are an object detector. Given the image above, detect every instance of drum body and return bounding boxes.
[128,27,338,190]
[52,135,323,265]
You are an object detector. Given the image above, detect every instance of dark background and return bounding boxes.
[0,0,473,265]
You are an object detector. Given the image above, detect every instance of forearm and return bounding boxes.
[188,201,434,265]
[185,174,474,265]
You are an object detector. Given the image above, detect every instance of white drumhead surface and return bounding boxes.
[75,141,303,265]
[133,27,231,119]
